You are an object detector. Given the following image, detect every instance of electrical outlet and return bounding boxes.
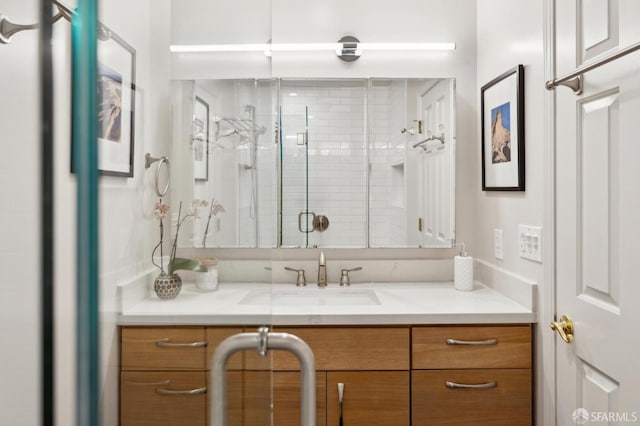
[519,225,542,263]
[494,229,504,260]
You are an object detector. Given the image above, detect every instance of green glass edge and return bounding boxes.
[71,0,100,425]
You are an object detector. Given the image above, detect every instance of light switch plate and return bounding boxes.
[519,225,542,263]
[494,229,504,260]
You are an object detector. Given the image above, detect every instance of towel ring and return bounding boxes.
[145,153,170,197]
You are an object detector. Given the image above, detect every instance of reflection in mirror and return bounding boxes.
[171,78,455,249]
[171,79,276,248]
[280,80,367,248]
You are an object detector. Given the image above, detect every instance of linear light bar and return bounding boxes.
[360,42,456,51]
[170,42,455,54]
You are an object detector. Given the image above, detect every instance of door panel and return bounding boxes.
[578,0,619,63]
[554,0,640,423]
[418,80,455,247]
[327,371,410,426]
[273,371,327,426]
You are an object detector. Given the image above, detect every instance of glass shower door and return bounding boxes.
[279,79,368,248]
[279,80,312,247]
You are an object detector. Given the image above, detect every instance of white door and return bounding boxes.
[554,1,640,423]
[417,80,455,247]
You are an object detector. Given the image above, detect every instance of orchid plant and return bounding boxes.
[152,199,208,275]
[202,197,226,247]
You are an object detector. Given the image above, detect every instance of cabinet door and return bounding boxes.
[327,371,410,426]
[121,371,206,426]
[273,371,327,426]
[412,369,531,425]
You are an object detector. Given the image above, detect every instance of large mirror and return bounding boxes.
[171,77,455,248]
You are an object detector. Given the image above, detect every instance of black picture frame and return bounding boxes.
[97,29,136,177]
[480,64,525,191]
[193,96,209,182]
[72,26,136,177]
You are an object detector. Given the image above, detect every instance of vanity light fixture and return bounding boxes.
[169,39,456,60]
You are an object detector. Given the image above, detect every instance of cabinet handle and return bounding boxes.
[446,338,497,346]
[445,381,497,389]
[155,387,207,396]
[155,338,207,348]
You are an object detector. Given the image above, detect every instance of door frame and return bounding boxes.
[542,0,557,424]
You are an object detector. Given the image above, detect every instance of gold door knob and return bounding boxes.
[550,315,574,343]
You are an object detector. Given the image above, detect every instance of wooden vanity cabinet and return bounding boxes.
[120,324,531,426]
[120,326,242,426]
[326,371,410,426]
[411,325,532,426]
[271,327,410,426]
[272,371,327,426]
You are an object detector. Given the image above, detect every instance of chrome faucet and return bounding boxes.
[317,251,327,287]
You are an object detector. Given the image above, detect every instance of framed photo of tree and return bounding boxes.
[481,64,525,191]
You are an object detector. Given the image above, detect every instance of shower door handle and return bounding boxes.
[211,327,316,426]
[298,211,317,233]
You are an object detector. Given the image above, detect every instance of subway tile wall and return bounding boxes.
[369,80,408,247]
[280,82,368,247]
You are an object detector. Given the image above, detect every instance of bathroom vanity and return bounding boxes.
[118,282,534,426]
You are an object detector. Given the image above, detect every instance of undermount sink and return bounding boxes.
[239,288,381,306]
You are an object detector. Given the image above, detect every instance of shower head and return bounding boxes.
[244,104,256,113]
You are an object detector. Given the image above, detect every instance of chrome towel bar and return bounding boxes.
[545,40,640,95]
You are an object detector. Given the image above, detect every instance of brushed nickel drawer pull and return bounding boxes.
[445,381,497,389]
[156,386,207,396]
[156,338,207,348]
[446,338,498,346]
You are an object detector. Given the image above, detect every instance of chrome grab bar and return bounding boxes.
[298,211,316,233]
[211,329,316,426]
[545,39,640,95]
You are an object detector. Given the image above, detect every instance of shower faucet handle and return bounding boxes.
[284,267,307,287]
[340,267,363,286]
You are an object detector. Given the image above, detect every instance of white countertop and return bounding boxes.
[118,281,535,326]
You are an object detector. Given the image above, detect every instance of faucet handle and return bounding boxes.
[284,267,307,286]
[339,267,363,286]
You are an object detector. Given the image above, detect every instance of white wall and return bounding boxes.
[475,1,545,424]
[0,0,41,424]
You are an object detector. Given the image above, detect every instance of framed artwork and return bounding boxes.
[193,96,209,181]
[95,29,136,177]
[480,64,525,191]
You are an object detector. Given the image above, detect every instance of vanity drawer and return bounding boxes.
[120,371,207,426]
[412,325,531,369]
[412,369,532,425]
[122,327,207,371]
[249,327,410,371]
